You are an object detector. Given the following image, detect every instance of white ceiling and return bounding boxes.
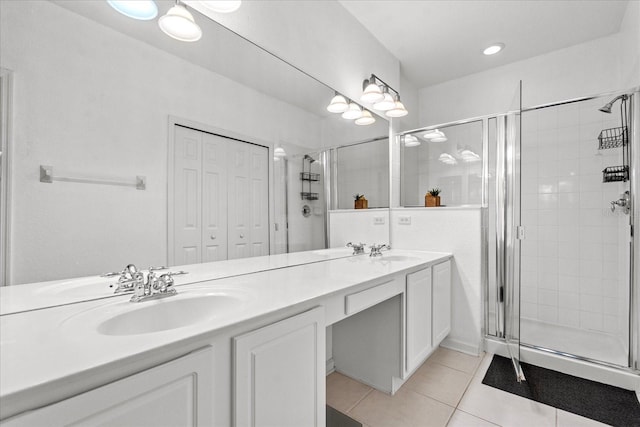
[339,0,630,89]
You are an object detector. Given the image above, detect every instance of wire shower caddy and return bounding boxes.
[599,95,629,183]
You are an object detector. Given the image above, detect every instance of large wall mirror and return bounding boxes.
[0,0,389,297]
[401,120,483,207]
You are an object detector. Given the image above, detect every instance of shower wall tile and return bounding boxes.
[538,305,558,323]
[538,289,558,306]
[558,309,580,328]
[579,294,602,313]
[558,292,580,310]
[580,311,603,331]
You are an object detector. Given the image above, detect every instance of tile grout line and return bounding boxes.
[345,387,374,415]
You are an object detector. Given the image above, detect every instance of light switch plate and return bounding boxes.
[373,216,385,225]
[398,216,411,225]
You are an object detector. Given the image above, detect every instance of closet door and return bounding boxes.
[173,126,202,265]
[249,144,269,257]
[202,133,228,262]
[227,140,252,259]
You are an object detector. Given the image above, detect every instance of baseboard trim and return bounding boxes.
[326,357,335,375]
[441,337,482,356]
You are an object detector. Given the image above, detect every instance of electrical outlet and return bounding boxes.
[373,216,385,225]
[398,216,411,225]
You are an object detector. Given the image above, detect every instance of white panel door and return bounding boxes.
[227,140,251,259]
[202,133,228,262]
[173,126,202,265]
[249,144,269,257]
[3,347,214,427]
[432,260,452,345]
[406,267,432,375]
[234,307,325,427]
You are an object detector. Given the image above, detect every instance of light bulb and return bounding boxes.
[386,97,408,118]
[355,110,375,126]
[274,146,287,158]
[373,91,395,111]
[107,0,158,20]
[159,4,202,42]
[342,102,362,120]
[403,135,420,147]
[360,80,384,103]
[327,93,348,113]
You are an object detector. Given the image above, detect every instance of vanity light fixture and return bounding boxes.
[326,92,349,113]
[197,0,241,13]
[361,73,408,117]
[460,148,481,162]
[360,75,384,104]
[274,145,287,158]
[439,153,457,165]
[403,135,420,147]
[386,95,408,118]
[483,43,505,55]
[107,0,158,20]
[424,129,447,142]
[159,1,202,42]
[373,89,395,111]
[355,110,376,126]
[342,102,363,120]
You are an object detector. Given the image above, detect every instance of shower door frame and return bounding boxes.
[502,88,640,373]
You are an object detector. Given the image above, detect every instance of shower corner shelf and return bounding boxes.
[602,165,629,183]
[300,192,319,200]
[300,172,320,181]
[598,126,627,150]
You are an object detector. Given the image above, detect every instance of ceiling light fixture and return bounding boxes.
[483,43,505,55]
[403,135,420,147]
[159,2,202,42]
[107,0,158,20]
[197,0,241,13]
[341,102,363,120]
[360,75,384,104]
[326,92,349,113]
[355,110,376,126]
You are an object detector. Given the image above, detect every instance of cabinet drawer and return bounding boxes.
[345,277,403,315]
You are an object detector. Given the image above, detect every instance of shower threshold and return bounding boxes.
[520,318,628,367]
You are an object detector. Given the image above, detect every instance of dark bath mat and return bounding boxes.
[327,405,362,427]
[482,354,640,427]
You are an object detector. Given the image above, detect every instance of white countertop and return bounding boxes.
[0,249,451,417]
[0,248,356,315]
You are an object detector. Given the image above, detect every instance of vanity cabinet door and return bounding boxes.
[405,267,433,375]
[2,347,214,427]
[432,260,452,345]
[234,307,325,427]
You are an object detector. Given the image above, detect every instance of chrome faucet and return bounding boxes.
[102,264,188,302]
[346,242,366,255]
[369,244,391,257]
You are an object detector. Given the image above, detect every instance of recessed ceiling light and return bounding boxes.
[483,43,505,56]
[107,0,158,20]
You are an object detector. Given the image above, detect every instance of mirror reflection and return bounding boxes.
[401,120,483,207]
[0,0,389,290]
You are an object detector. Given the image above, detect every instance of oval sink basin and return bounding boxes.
[97,293,243,336]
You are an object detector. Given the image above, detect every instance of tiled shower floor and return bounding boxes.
[326,347,609,427]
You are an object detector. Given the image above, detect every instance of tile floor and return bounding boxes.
[326,347,609,427]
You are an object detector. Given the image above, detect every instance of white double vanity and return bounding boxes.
[0,249,451,426]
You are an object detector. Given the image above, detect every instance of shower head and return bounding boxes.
[304,154,317,163]
[599,94,628,113]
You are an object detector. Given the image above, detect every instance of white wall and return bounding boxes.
[202,1,401,107]
[390,208,483,355]
[419,34,628,126]
[619,0,640,89]
[328,210,390,249]
[1,1,324,284]
[336,139,389,209]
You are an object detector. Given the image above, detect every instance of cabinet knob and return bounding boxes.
[240,234,244,239]
[210,235,216,240]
